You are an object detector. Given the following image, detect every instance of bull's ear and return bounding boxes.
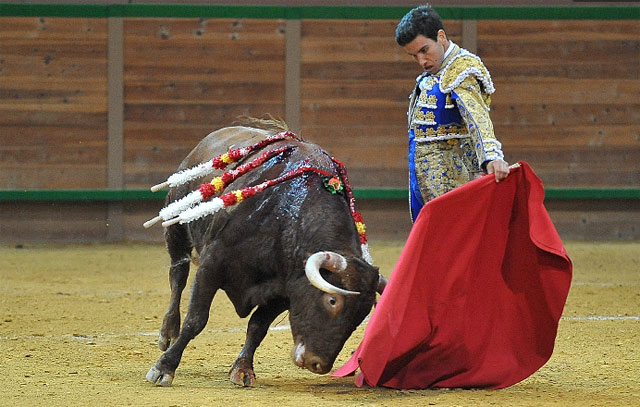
[351,257,380,291]
[352,257,379,274]
[376,274,388,295]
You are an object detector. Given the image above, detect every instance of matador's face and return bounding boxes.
[403,30,449,75]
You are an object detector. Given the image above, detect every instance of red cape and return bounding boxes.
[333,162,572,389]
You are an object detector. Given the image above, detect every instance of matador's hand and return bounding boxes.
[486,159,509,183]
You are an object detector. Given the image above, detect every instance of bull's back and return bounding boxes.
[180,126,274,170]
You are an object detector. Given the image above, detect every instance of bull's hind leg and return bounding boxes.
[159,224,192,351]
[229,298,288,387]
[147,261,220,386]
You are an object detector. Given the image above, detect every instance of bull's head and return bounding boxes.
[288,251,379,374]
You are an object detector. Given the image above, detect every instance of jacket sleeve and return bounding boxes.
[451,76,504,168]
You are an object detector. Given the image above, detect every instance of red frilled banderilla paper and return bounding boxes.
[332,161,572,389]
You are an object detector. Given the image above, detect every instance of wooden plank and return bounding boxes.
[0,166,108,190]
[301,60,423,80]
[488,59,637,80]
[124,103,285,126]
[0,142,107,165]
[0,16,108,38]
[0,126,106,144]
[125,82,285,104]
[505,150,640,188]
[302,79,414,103]
[491,103,640,128]
[302,125,408,148]
[478,19,639,40]
[497,125,639,149]
[302,104,407,126]
[491,78,638,105]
[0,78,107,111]
[0,110,107,127]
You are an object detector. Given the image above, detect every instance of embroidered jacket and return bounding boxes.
[408,42,504,168]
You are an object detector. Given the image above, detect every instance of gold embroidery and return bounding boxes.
[414,110,436,123]
[453,76,499,162]
[414,127,436,138]
[414,141,471,203]
[418,93,438,107]
[440,54,494,95]
[459,138,482,172]
[413,124,467,139]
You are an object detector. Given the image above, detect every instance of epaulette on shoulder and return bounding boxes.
[440,49,495,95]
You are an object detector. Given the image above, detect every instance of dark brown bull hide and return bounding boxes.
[145,125,381,387]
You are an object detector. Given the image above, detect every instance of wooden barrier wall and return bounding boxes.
[482,20,639,187]
[123,18,287,189]
[0,5,638,242]
[0,17,109,189]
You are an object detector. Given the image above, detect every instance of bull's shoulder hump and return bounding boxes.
[200,126,272,150]
[183,127,273,166]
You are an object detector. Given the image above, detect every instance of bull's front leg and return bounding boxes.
[159,224,193,351]
[159,255,190,350]
[147,265,219,387]
[229,298,288,387]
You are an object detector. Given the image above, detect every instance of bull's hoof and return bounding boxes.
[146,365,174,387]
[229,366,256,387]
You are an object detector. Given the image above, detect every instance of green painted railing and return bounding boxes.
[0,188,638,202]
[0,4,638,20]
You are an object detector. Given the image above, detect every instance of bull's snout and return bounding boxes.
[291,340,331,374]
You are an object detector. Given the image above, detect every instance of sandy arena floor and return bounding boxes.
[1,240,638,406]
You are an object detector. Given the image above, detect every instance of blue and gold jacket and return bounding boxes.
[408,42,504,170]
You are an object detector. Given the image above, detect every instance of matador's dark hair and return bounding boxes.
[395,4,444,46]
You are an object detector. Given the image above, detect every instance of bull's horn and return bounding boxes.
[305,252,360,296]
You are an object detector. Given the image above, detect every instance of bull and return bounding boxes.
[144,121,386,387]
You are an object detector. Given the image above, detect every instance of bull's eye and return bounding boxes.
[322,293,344,317]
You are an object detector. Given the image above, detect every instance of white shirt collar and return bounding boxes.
[443,41,456,60]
